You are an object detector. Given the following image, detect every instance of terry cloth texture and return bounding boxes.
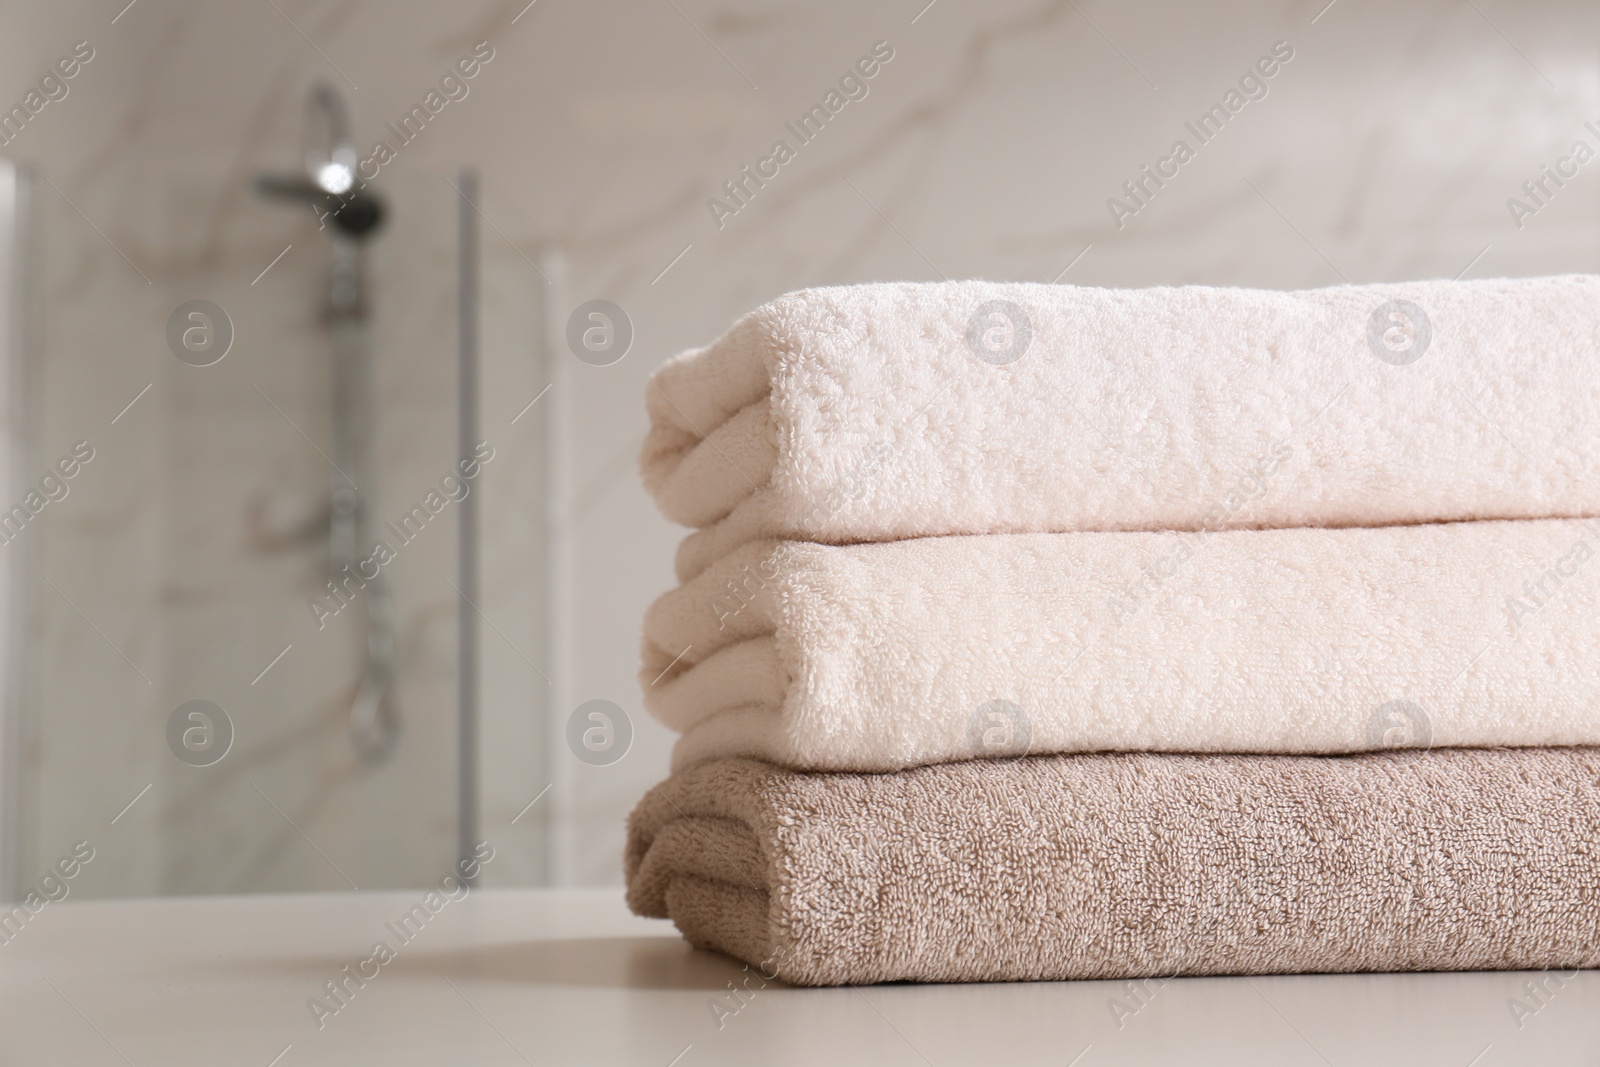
[642,518,1600,772]
[624,750,1600,986]
[641,276,1600,582]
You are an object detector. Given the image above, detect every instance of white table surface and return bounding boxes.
[0,888,1594,1066]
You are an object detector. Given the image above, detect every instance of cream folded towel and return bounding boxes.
[626,749,1600,985]
[642,518,1600,772]
[642,276,1600,581]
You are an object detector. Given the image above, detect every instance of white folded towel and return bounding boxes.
[643,276,1600,582]
[641,519,1600,772]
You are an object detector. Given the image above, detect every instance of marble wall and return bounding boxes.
[0,0,1595,893]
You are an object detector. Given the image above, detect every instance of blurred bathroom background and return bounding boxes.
[0,0,1594,897]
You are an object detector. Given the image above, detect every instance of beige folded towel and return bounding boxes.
[643,276,1600,581]
[625,749,1600,986]
[644,519,1600,772]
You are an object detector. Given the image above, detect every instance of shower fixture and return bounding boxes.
[255,85,384,237]
[257,83,397,765]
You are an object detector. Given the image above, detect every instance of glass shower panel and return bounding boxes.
[5,161,517,898]
[475,227,557,889]
[0,160,29,903]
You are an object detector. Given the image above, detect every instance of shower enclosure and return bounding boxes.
[0,88,558,898]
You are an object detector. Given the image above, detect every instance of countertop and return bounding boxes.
[0,888,1594,1066]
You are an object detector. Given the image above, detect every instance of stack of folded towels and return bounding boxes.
[625,276,1600,986]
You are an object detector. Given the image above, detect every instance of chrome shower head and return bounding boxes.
[304,83,358,197]
[255,83,384,239]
